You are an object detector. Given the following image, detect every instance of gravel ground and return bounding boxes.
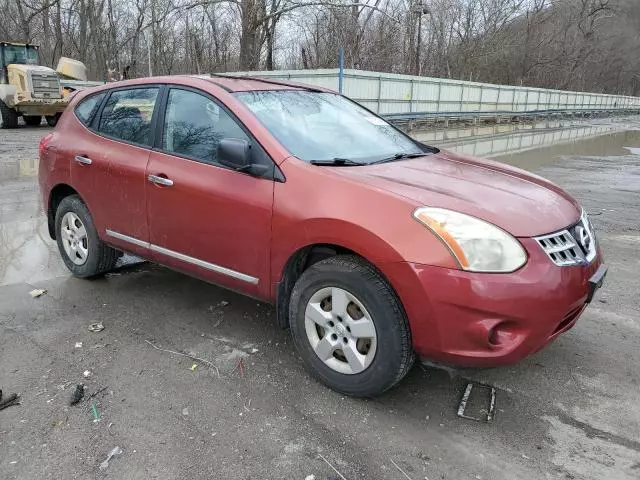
[0,119,638,480]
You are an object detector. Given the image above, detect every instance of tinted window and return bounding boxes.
[74,93,106,126]
[98,88,159,146]
[162,89,248,164]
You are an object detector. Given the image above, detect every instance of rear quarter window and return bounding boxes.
[74,92,106,126]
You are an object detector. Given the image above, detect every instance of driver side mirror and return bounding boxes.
[217,138,269,177]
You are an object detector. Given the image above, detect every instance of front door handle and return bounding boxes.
[148,174,174,187]
[74,155,92,165]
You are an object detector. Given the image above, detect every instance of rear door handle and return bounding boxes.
[148,174,174,187]
[74,155,92,165]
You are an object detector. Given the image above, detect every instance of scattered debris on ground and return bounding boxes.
[88,322,104,332]
[91,403,101,422]
[0,390,21,411]
[457,382,496,422]
[29,288,47,298]
[83,370,92,378]
[69,385,84,405]
[144,339,220,377]
[75,342,83,348]
[217,300,229,307]
[318,453,347,480]
[99,446,123,470]
[237,358,245,377]
[89,386,108,399]
[390,458,414,479]
[190,363,198,371]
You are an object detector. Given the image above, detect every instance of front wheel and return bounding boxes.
[54,195,120,277]
[46,113,61,127]
[0,100,19,128]
[289,255,414,397]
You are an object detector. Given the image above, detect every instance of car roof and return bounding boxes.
[74,74,333,100]
[197,74,329,93]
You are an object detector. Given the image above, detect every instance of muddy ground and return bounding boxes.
[0,118,639,479]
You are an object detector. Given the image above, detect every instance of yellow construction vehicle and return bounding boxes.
[0,42,102,128]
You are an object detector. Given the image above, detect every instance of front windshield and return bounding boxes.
[2,44,39,68]
[235,90,424,163]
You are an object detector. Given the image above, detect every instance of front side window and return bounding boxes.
[235,91,424,163]
[74,92,106,126]
[162,88,249,164]
[98,88,159,146]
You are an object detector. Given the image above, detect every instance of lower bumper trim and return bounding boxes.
[586,264,607,303]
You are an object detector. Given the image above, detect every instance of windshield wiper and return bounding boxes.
[309,158,367,166]
[371,152,427,164]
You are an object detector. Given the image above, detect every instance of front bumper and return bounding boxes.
[14,98,68,116]
[381,238,605,367]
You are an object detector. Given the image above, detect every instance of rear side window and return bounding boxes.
[74,92,106,126]
[97,88,159,146]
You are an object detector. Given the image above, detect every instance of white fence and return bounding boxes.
[228,68,640,116]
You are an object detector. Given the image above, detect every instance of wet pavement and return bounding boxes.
[0,119,639,479]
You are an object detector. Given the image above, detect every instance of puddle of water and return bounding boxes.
[0,217,69,286]
[494,130,640,170]
[410,118,640,170]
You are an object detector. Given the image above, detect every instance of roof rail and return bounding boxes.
[208,73,325,93]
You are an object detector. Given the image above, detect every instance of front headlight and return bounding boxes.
[413,207,527,272]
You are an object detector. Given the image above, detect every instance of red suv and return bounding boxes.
[38,75,607,396]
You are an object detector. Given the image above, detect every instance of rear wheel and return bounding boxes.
[24,115,42,126]
[0,100,19,129]
[45,113,61,127]
[289,255,414,397]
[54,195,120,277]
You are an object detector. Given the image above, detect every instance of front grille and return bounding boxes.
[535,212,597,266]
[29,72,62,99]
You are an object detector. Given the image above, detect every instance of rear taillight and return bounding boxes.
[39,133,53,157]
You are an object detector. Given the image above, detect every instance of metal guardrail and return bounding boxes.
[229,69,640,117]
[382,108,640,124]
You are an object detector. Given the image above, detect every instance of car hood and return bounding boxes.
[330,150,581,237]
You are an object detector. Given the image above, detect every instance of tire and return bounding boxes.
[289,255,414,397]
[45,114,61,127]
[0,100,19,129]
[24,115,42,126]
[54,195,120,277]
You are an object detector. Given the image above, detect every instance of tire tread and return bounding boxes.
[0,100,19,129]
[289,254,415,396]
[55,195,120,277]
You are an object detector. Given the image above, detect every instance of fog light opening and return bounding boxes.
[488,326,501,347]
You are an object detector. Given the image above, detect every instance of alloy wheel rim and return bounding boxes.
[60,212,89,266]
[304,286,377,375]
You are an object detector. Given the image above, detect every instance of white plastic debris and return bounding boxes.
[99,446,123,470]
[182,407,189,416]
[83,370,92,378]
[305,475,316,480]
[29,289,47,298]
[75,342,83,348]
[218,300,229,307]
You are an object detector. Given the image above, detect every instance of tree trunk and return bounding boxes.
[239,0,260,70]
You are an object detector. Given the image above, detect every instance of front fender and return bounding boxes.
[0,84,17,105]
[271,158,459,288]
